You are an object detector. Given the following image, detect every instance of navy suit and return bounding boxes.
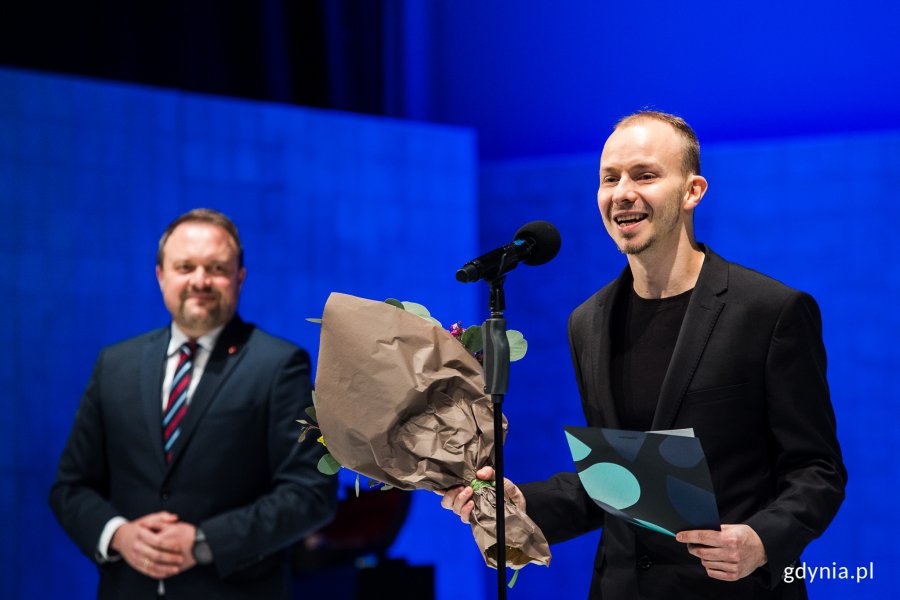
[50,316,337,599]
[521,247,846,599]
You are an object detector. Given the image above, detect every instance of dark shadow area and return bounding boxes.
[293,487,434,599]
[0,0,387,113]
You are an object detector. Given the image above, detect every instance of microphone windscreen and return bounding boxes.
[515,221,561,266]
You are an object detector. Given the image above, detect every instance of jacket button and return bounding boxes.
[637,555,653,570]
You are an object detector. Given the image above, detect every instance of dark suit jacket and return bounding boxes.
[50,316,338,599]
[521,247,846,600]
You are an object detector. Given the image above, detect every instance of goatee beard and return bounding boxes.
[619,237,653,255]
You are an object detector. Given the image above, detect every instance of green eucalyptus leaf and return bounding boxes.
[460,325,484,353]
[311,390,318,407]
[507,329,528,361]
[400,301,431,318]
[384,298,404,309]
[423,316,443,328]
[317,453,341,475]
[380,483,394,491]
[355,474,361,497]
[305,405,317,421]
[297,430,308,443]
[305,317,323,324]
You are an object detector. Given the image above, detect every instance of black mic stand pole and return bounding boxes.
[482,274,510,600]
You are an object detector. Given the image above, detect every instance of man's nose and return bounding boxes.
[612,178,637,204]
[189,267,211,287]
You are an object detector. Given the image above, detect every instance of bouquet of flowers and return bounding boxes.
[311,292,551,571]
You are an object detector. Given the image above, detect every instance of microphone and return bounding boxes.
[456,220,561,283]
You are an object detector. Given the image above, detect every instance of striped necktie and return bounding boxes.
[163,341,197,463]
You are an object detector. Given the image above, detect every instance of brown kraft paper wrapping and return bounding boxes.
[315,292,551,570]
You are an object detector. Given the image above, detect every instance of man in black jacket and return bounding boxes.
[442,111,846,598]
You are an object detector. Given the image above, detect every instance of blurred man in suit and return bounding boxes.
[51,208,337,599]
[442,112,846,599]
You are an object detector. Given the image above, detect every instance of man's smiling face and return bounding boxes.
[156,221,246,337]
[597,119,695,256]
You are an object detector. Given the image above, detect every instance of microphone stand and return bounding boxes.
[482,274,510,600]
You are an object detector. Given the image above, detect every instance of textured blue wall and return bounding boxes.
[480,131,900,599]
[0,68,482,599]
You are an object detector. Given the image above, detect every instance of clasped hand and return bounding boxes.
[109,512,199,579]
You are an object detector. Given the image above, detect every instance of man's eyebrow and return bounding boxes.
[600,161,661,173]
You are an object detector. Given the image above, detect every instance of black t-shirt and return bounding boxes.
[610,287,693,431]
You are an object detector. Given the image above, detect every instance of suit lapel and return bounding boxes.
[651,248,729,430]
[165,316,253,472]
[588,271,631,429]
[589,276,631,429]
[140,329,170,474]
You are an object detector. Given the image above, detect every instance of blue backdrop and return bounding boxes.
[422,0,900,161]
[2,51,898,600]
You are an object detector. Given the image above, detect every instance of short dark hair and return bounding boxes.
[614,110,701,176]
[157,208,244,267]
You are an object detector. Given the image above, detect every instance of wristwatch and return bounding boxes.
[192,528,213,565]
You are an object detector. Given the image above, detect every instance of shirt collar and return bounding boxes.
[167,323,226,357]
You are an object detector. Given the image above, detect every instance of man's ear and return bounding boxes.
[683,175,708,211]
